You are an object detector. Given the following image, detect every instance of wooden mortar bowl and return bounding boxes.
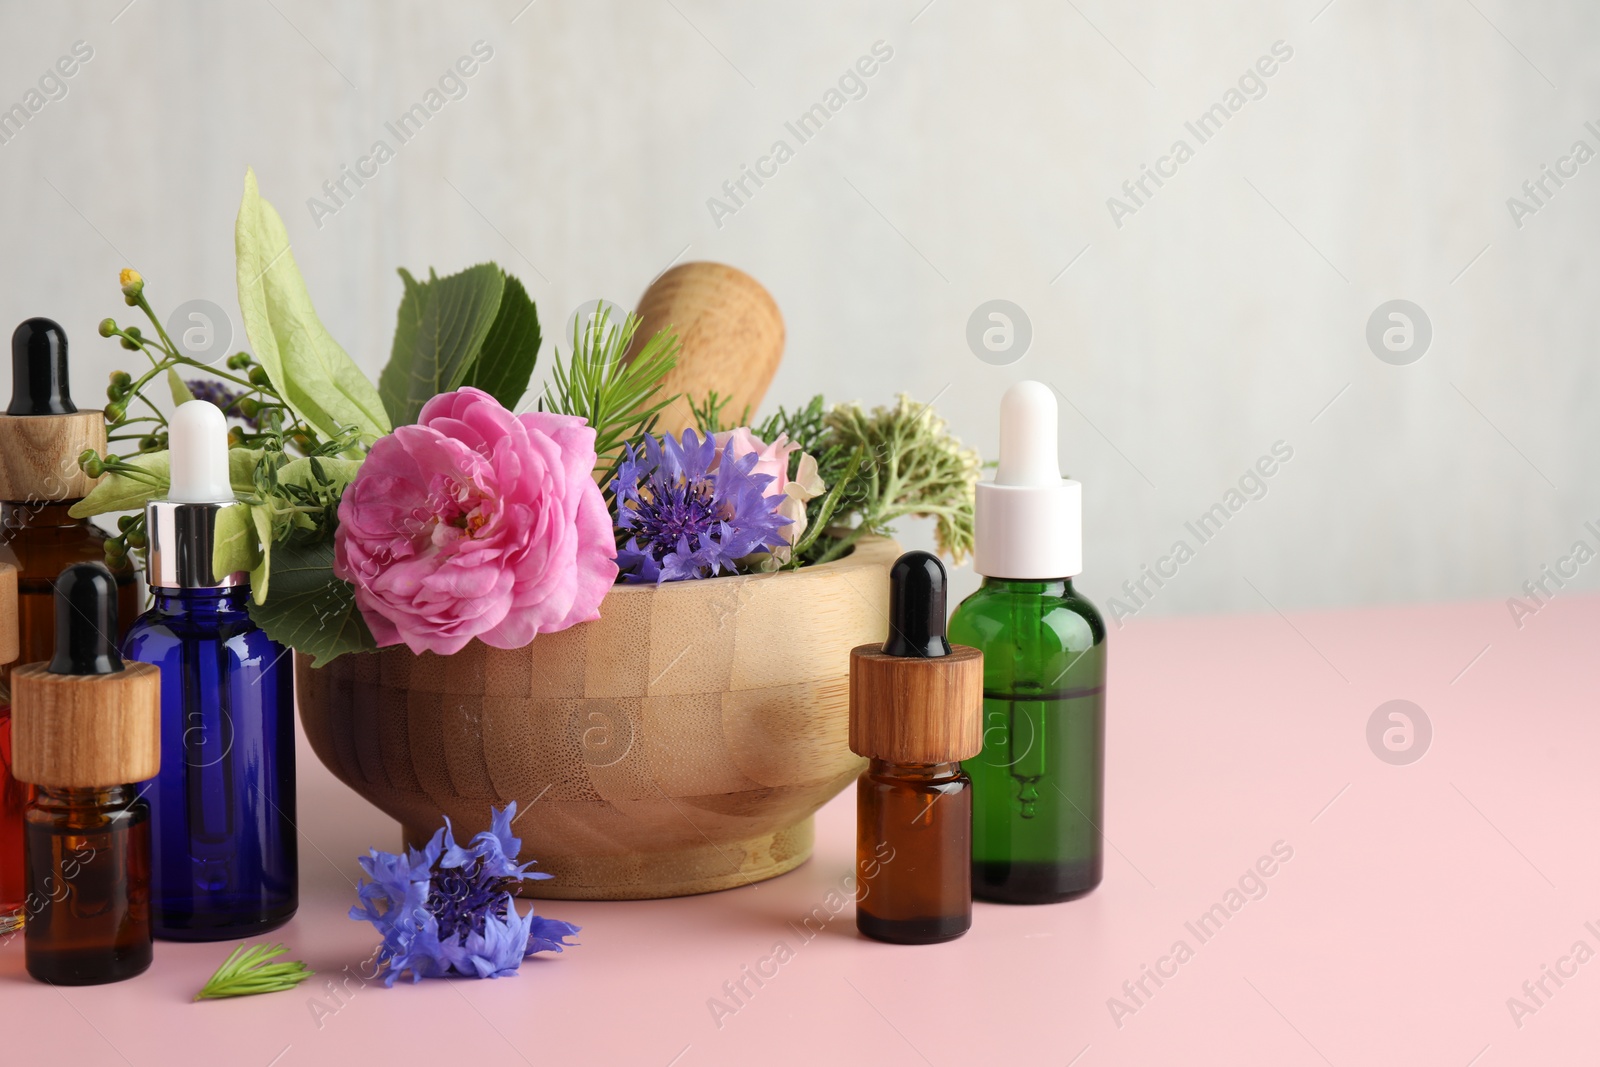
[296,537,897,899]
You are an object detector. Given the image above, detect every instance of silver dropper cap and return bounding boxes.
[145,401,245,591]
[145,500,245,589]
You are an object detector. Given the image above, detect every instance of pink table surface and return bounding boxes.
[2,592,1595,1067]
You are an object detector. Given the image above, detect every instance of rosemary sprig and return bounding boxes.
[194,943,314,1001]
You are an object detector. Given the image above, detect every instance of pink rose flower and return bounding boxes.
[334,387,617,656]
[712,427,799,497]
[711,427,826,568]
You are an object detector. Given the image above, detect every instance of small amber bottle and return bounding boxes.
[0,319,138,931]
[0,319,139,687]
[13,563,160,984]
[850,551,983,944]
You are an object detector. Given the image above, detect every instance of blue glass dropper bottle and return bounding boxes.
[123,400,297,939]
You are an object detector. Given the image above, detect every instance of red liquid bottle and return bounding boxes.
[0,563,20,933]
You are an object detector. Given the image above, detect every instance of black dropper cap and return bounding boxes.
[48,563,123,676]
[881,550,953,659]
[9,317,76,416]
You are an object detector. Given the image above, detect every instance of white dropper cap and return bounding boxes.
[166,400,233,503]
[973,381,1082,579]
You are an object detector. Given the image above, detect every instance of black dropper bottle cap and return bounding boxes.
[48,563,123,676]
[882,550,953,659]
[9,317,76,416]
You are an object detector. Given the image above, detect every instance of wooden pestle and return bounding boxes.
[625,262,785,436]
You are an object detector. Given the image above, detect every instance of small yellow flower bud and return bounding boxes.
[119,268,144,299]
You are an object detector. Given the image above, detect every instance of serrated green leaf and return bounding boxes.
[235,168,391,443]
[461,270,540,410]
[379,263,505,426]
[246,539,376,667]
[166,368,193,408]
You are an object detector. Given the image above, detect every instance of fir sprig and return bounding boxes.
[686,390,748,436]
[751,394,830,459]
[539,305,680,498]
[194,943,314,1001]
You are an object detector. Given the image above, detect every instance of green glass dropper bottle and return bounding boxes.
[950,380,1107,903]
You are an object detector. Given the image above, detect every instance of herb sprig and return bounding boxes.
[194,943,313,1001]
[807,396,979,565]
[540,305,680,500]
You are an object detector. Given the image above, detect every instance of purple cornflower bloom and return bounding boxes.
[349,802,579,985]
[612,428,790,582]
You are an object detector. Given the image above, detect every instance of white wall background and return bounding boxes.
[1,0,1595,625]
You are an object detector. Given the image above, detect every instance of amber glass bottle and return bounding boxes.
[0,505,137,931]
[13,564,161,984]
[856,760,972,943]
[0,502,138,687]
[850,552,983,945]
[0,319,137,933]
[24,784,153,984]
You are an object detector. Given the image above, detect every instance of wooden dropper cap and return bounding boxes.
[850,551,983,764]
[0,319,106,501]
[12,563,160,788]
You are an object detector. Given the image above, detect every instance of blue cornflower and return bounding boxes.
[612,428,790,582]
[349,802,579,985]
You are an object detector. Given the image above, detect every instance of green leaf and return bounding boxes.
[212,503,263,583]
[379,263,505,426]
[235,168,391,443]
[461,271,540,410]
[166,368,193,408]
[229,449,263,489]
[194,943,313,1001]
[247,539,376,667]
[69,453,170,517]
[211,502,279,605]
[278,455,361,491]
[70,448,264,519]
[248,505,273,602]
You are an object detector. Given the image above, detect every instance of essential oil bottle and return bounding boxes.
[12,563,160,984]
[123,401,297,940]
[0,319,140,681]
[951,380,1108,904]
[850,551,983,944]
[0,319,138,929]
